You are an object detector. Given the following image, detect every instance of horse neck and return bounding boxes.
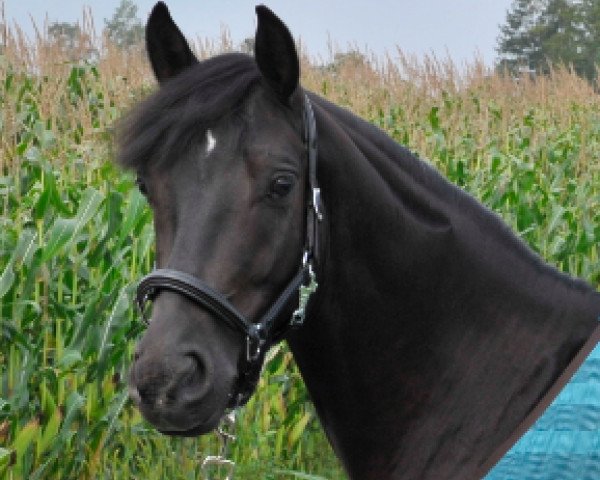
[287,96,600,480]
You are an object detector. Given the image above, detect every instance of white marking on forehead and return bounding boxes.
[205,129,217,155]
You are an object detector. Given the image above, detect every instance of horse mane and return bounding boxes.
[310,94,594,296]
[117,53,261,171]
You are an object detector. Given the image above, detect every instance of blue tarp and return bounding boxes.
[486,344,600,480]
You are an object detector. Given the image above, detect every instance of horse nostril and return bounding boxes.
[130,350,214,410]
[185,353,205,382]
[136,378,164,406]
[179,351,213,400]
[130,354,165,406]
[137,385,153,405]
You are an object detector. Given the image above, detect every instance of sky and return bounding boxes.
[4,0,515,66]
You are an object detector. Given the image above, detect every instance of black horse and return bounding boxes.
[121,3,600,479]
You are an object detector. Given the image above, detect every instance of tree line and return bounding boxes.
[497,0,600,83]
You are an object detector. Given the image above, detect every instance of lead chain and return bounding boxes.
[201,411,237,480]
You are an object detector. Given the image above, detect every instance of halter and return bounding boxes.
[136,93,323,409]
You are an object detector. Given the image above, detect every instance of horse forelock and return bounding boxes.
[116,53,261,172]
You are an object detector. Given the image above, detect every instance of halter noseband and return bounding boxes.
[135,93,322,409]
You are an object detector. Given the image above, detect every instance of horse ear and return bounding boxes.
[254,5,300,101]
[146,2,198,83]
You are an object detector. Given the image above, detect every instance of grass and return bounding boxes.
[0,11,599,480]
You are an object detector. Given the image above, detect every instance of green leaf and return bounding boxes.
[57,349,83,370]
[14,230,37,268]
[546,204,566,236]
[0,227,35,298]
[98,286,129,357]
[12,418,40,462]
[0,263,15,299]
[59,392,85,437]
[42,218,76,262]
[428,106,440,131]
[74,187,104,228]
[288,411,312,446]
[33,187,50,220]
[37,406,62,456]
[41,187,103,262]
[0,447,12,475]
[118,188,147,245]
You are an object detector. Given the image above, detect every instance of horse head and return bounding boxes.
[123,2,317,436]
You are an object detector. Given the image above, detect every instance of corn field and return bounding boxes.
[1,10,600,480]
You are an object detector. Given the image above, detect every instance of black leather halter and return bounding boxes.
[136,93,323,408]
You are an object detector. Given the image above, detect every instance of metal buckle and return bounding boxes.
[291,261,318,327]
[137,290,154,326]
[246,324,265,363]
[312,187,323,221]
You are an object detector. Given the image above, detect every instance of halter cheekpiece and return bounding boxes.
[136,93,322,409]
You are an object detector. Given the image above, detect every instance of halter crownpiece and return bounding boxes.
[136,93,322,409]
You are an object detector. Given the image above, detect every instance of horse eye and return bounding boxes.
[269,174,296,199]
[136,176,147,195]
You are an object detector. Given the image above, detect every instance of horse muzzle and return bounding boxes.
[128,346,225,435]
[127,292,241,435]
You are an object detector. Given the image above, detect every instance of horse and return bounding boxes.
[120,3,600,479]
